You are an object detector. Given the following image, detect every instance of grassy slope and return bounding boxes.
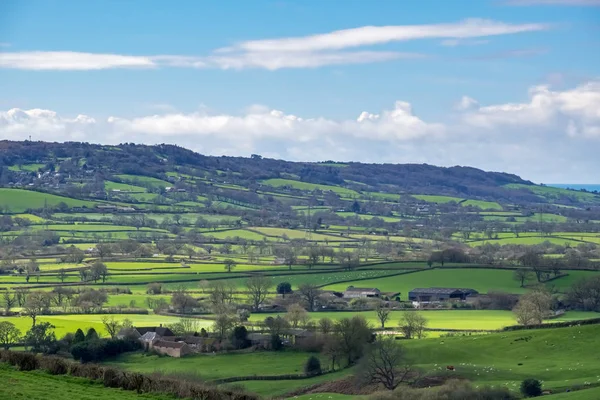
[405,324,600,391]
[262,178,360,197]
[0,364,169,400]
[0,188,97,213]
[108,351,322,380]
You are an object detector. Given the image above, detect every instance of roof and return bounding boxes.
[139,332,159,341]
[153,340,187,349]
[136,326,175,337]
[409,288,479,295]
[344,287,381,293]
[247,333,271,341]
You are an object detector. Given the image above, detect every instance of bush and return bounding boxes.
[85,328,99,341]
[520,378,542,397]
[73,328,85,344]
[271,334,283,351]
[304,355,322,376]
[39,356,68,375]
[71,338,141,363]
[3,351,39,371]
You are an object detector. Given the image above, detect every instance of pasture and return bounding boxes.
[0,188,97,213]
[0,364,170,400]
[261,178,360,197]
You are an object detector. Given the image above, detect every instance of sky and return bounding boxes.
[0,0,599,183]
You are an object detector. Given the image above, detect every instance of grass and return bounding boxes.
[105,181,147,192]
[336,212,402,223]
[251,227,350,241]
[262,178,360,197]
[248,310,600,330]
[114,174,171,188]
[242,368,354,396]
[0,314,192,337]
[285,394,362,400]
[405,324,600,392]
[8,163,46,172]
[461,199,503,210]
[0,364,170,400]
[0,189,97,213]
[203,229,266,241]
[412,194,463,203]
[107,350,322,380]
[505,183,600,203]
[323,268,531,295]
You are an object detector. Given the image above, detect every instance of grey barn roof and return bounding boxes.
[409,288,479,295]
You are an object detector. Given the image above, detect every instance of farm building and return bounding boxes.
[151,340,192,358]
[343,286,381,299]
[408,288,479,302]
[116,325,175,339]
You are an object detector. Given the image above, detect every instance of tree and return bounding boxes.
[263,315,289,337]
[514,289,552,325]
[246,275,272,311]
[207,281,235,310]
[85,327,99,341]
[57,268,67,283]
[231,326,250,349]
[399,312,428,339]
[90,261,108,283]
[24,291,50,327]
[375,301,391,328]
[0,321,21,350]
[567,276,600,312]
[171,289,198,314]
[520,378,542,397]
[73,328,85,344]
[357,337,414,390]
[304,355,322,376]
[519,251,545,282]
[96,243,113,259]
[101,316,122,339]
[223,258,236,273]
[3,291,15,315]
[276,282,292,298]
[23,322,56,353]
[212,312,236,340]
[318,317,333,334]
[513,269,532,288]
[285,303,309,328]
[298,283,320,312]
[333,316,373,366]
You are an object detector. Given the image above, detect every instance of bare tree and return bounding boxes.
[513,288,553,325]
[224,258,237,273]
[246,275,272,311]
[513,269,532,288]
[375,301,391,329]
[3,291,15,315]
[24,291,50,327]
[357,337,415,390]
[285,303,309,328]
[399,312,428,339]
[101,316,122,339]
[298,283,320,312]
[57,268,67,283]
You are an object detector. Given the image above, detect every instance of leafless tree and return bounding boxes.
[246,275,272,311]
[357,337,415,390]
[375,301,391,328]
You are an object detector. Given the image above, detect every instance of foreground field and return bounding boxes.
[406,324,600,393]
[0,364,169,400]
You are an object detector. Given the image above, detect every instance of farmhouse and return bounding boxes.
[151,340,191,358]
[408,288,479,302]
[116,326,175,339]
[343,286,381,299]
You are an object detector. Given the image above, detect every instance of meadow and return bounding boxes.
[261,178,360,197]
[0,364,171,400]
[0,188,97,213]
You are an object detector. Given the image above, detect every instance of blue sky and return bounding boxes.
[0,0,599,183]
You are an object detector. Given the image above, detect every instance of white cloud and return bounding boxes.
[440,39,490,47]
[229,19,548,53]
[0,19,549,70]
[1,81,598,182]
[0,51,155,70]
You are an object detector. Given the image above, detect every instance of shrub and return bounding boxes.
[85,328,99,341]
[71,338,141,363]
[271,334,283,351]
[304,355,322,376]
[39,356,68,375]
[520,378,542,397]
[73,328,85,344]
[4,351,39,371]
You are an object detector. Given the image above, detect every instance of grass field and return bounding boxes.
[336,212,402,223]
[108,350,322,380]
[505,183,600,203]
[1,314,190,337]
[461,199,503,210]
[323,268,528,295]
[405,324,600,392]
[105,181,147,192]
[0,188,97,213]
[247,310,599,330]
[0,364,169,400]
[262,178,360,197]
[252,227,349,241]
[114,174,171,188]
[412,195,463,203]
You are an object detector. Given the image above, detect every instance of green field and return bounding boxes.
[108,351,322,380]
[412,195,463,203]
[8,163,46,172]
[105,181,147,192]
[323,268,528,295]
[114,174,171,188]
[461,199,503,210]
[262,178,360,197]
[248,310,599,330]
[405,324,600,392]
[0,364,169,400]
[505,183,600,203]
[0,189,97,213]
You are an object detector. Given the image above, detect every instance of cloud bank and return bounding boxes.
[0,19,549,70]
[1,81,598,182]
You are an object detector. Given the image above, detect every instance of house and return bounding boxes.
[408,288,479,302]
[116,326,175,339]
[343,286,381,299]
[247,333,271,349]
[152,340,191,358]
[138,331,160,349]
